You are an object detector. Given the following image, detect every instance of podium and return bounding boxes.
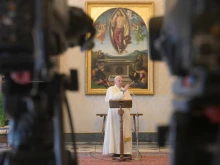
[109,100,132,161]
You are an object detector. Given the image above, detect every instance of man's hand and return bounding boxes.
[124,84,130,91]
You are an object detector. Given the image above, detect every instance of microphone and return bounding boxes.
[128,90,141,160]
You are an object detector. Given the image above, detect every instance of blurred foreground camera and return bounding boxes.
[0,0,95,74]
[0,1,95,165]
[149,1,220,165]
[149,0,220,76]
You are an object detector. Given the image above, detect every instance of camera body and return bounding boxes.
[149,1,220,165]
[0,1,95,165]
[0,0,95,74]
[0,0,35,72]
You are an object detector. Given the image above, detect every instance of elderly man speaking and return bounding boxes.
[102,75,132,157]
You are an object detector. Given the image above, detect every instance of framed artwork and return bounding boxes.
[85,2,154,95]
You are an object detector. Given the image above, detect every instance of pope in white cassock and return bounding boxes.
[102,75,132,157]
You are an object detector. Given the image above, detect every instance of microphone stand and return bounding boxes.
[134,109,140,160]
[129,92,140,161]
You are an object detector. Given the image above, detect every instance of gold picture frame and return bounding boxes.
[86,1,154,95]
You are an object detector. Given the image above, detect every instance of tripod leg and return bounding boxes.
[54,97,67,165]
[134,115,140,160]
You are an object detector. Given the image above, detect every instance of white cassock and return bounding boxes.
[102,85,132,155]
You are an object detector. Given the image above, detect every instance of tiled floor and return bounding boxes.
[66,142,170,153]
[0,142,169,165]
[0,142,170,156]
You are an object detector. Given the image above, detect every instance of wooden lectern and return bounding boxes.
[109,100,132,161]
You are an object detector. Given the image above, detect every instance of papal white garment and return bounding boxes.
[102,85,132,155]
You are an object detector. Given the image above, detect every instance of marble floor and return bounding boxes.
[66,142,170,153]
[0,142,170,154]
[0,142,169,165]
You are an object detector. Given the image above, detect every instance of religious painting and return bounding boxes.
[86,2,154,95]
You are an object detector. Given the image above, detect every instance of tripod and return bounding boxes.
[0,71,78,165]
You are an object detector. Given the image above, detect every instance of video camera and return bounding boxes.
[0,1,95,165]
[149,0,220,76]
[149,1,220,165]
[0,0,95,74]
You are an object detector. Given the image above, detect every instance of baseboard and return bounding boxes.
[0,132,158,143]
[64,132,157,143]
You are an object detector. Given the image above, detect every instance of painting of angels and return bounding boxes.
[86,2,154,95]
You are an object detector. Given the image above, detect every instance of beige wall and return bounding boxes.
[60,0,175,133]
